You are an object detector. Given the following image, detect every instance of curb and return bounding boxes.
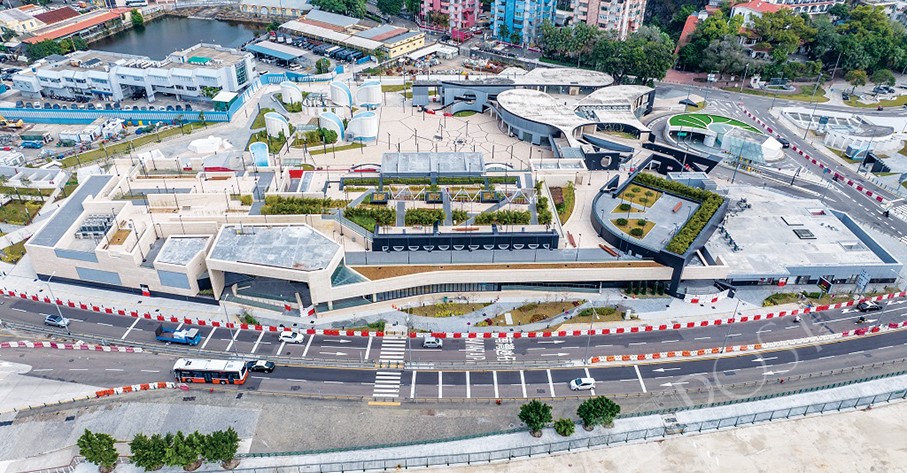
[4,287,905,338]
[0,341,143,352]
[741,108,887,204]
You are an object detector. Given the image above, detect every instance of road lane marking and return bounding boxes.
[493,371,499,398]
[660,340,679,343]
[633,365,647,393]
[694,336,710,340]
[11,308,25,312]
[628,342,646,346]
[546,369,556,398]
[301,334,314,357]
[438,371,443,399]
[410,371,417,398]
[323,381,343,384]
[275,341,286,356]
[200,327,216,350]
[818,355,835,360]
[97,323,113,327]
[225,329,240,352]
[595,344,612,347]
[584,367,596,396]
[140,370,160,373]
[69,368,87,371]
[727,333,742,337]
[250,330,265,354]
[31,368,52,372]
[756,329,772,333]
[104,368,123,371]
[465,371,471,399]
[520,370,527,398]
[121,317,141,340]
[364,336,373,360]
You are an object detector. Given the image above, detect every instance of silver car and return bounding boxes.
[44,314,70,328]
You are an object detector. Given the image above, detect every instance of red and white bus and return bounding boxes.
[172,358,249,385]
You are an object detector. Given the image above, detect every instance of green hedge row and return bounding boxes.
[405,208,445,226]
[345,206,396,226]
[475,209,531,225]
[452,209,468,224]
[260,195,347,215]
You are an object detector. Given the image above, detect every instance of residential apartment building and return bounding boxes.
[492,0,556,46]
[0,7,46,34]
[239,0,312,18]
[12,43,256,102]
[571,0,646,40]
[420,0,480,31]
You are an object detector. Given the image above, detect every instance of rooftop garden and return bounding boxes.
[632,173,724,255]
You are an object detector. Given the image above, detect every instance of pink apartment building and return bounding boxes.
[571,0,646,40]
[420,0,480,31]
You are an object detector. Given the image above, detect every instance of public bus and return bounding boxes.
[172,358,249,385]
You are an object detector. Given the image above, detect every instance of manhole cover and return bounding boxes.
[290,386,301,391]
[536,389,545,394]
[64,416,75,422]
[235,393,243,399]
[182,397,195,402]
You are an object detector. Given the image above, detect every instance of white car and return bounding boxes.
[569,377,596,391]
[422,336,443,348]
[278,331,305,344]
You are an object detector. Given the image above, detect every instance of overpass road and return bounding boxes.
[1,294,905,366]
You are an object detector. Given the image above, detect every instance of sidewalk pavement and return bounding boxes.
[0,361,100,419]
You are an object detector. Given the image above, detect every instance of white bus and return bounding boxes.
[172,358,249,385]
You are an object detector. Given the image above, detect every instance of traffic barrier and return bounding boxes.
[96,381,175,398]
[3,286,907,339]
[0,341,143,352]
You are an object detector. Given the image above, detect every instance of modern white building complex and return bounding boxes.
[12,43,256,102]
[264,112,291,138]
[280,81,304,104]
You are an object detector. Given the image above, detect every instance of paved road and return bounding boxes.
[6,326,907,402]
[2,294,905,366]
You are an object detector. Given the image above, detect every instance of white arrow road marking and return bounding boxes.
[763,370,790,376]
[659,382,689,387]
[652,367,681,373]
[536,340,566,344]
[751,357,778,362]
[539,353,569,357]
[322,339,353,343]
[319,351,349,356]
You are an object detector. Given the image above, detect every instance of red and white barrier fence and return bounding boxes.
[741,108,886,204]
[0,341,142,352]
[95,381,176,398]
[4,286,906,338]
[684,289,730,304]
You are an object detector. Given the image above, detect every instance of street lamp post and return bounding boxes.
[39,272,66,333]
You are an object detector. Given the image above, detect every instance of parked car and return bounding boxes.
[776,137,790,148]
[278,330,305,344]
[14,101,23,108]
[44,314,70,328]
[32,101,41,108]
[246,360,276,373]
[569,377,596,391]
[422,336,443,348]
[858,301,882,312]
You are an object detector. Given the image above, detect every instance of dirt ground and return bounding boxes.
[447,401,907,473]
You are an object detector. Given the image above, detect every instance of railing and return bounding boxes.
[231,384,907,472]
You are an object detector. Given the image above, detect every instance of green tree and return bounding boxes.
[377,0,403,16]
[315,58,332,74]
[25,39,62,60]
[163,431,201,469]
[77,430,119,472]
[404,0,419,13]
[828,3,850,20]
[321,128,338,144]
[668,4,698,40]
[751,9,816,61]
[312,0,365,16]
[845,68,868,92]
[871,68,895,86]
[576,396,621,430]
[266,20,281,32]
[807,16,840,65]
[498,24,510,43]
[554,418,575,437]
[130,433,168,471]
[701,36,756,80]
[677,10,743,70]
[200,428,241,466]
[837,5,898,73]
[72,37,88,51]
[130,9,144,27]
[518,400,553,437]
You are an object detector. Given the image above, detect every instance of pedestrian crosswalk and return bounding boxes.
[889,204,907,223]
[371,336,407,399]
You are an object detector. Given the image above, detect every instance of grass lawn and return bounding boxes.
[551,306,622,329]
[61,122,209,168]
[381,83,411,92]
[763,292,853,307]
[309,142,365,155]
[487,301,586,326]
[453,110,477,117]
[250,108,276,129]
[828,147,860,164]
[347,214,378,231]
[0,200,42,225]
[618,185,662,208]
[668,113,761,134]
[723,86,830,103]
[613,203,644,213]
[612,218,655,239]
[404,302,491,317]
[550,184,575,224]
[0,239,27,264]
[845,94,907,108]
